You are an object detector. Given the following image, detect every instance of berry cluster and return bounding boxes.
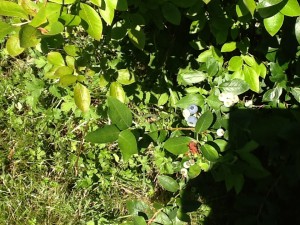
[182,104,199,127]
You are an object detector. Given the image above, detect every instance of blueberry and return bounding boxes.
[188,104,198,114]
[187,116,197,127]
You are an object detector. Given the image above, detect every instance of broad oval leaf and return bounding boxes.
[117,69,136,85]
[85,125,120,143]
[228,56,243,71]
[47,52,65,66]
[221,42,237,52]
[19,25,41,48]
[195,111,214,133]
[109,82,126,103]
[0,1,28,19]
[6,35,25,57]
[79,3,103,41]
[74,83,91,112]
[59,75,77,87]
[107,96,132,130]
[176,94,205,109]
[162,2,181,25]
[177,70,207,85]
[243,0,256,16]
[214,139,228,152]
[100,0,115,25]
[280,0,300,17]
[118,129,138,161]
[157,175,179,192]
[220,79,249,95]
[164,136,193,155]
[263,12,284,36]
[202,144,219,162]
[243,65,260,93]
[257,0,286,18]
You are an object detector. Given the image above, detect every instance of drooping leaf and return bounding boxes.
[164,137,193,155]
[257,0,286,18]
[228,56,243,71]
[295,17,300,44]
[109,82,126,103]
[79,3,103,41]
[0,1,28,19]
[263,12,284,36]
[107,96,132,130]
[85,125,120,143]
[162,2,181,25]
[6,35,25,57]
[74,83,91,112]
[118,129,138,160]
[100,0,115,25]
[220,79,250,95]
[280,0,300,17]
[201,144,219,162]
[128,28,145,50]
[157,175,179,192]
[262,87,282,102]
[177,69,207,85]
[243,0,256,16]
[117,69,135,85]
[175,94,205,108]
[195,111,214,133]
[243,65,260,93]
[19,25,41,48]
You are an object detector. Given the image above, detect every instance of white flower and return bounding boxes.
[245,100,253,108]
[183,161,191,169]
[180,168,188,177]
[188,159,195,166]
[216,128,225,137]
[219,92,239,107]
[232,95,239,103]
[182,109,191,119]
[223,99,234,107]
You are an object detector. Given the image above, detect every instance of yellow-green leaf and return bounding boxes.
[74,83,91,112]
[109,82,126,103]
[47,52,65,66]
[263,12,284,36]
[0,1,28,19]
[6,35,25,57]
[19,25,41,48]
[118,129,138,161]
[280,0,300,17]
[100,0,115,25]
[60,75,77,87]
[221,42,237,52]
[128,28,145,50]
[79,3,103,41]
[117,69,135,85]
[243,65,260,93]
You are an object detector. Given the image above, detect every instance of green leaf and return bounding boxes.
[19,25,41,48]
[109,82,126,103]
[243,65,260,93]
[128,28,145,50]
[220,79,250,95]
[158,93,169,106]
[49,0,76,4]
[90,0,101,6]
[263,12,284,36]
[295,17,300,44]
[29,5,47,27]
[85,125,120,143]
[262,87,282,102]
[43,21,64,36]
[111,21,127,40]
[47,52,65,66]
[269,62,286,82]
[100,0,115,25]
[221,42,237,52]
[116,0,128,11]
[228,56,243,71]
[79,3,103,41]
[291,87,300,103]
[257,0,286,18]
[195,111,214,133]
[64,45,79,57]
[242,55,257,67]
[164,137,193,155]
[0,1,28,19]
[107,96,132,130]
[280,0,300,17]
[118,129,138,161]
[206,57,219,76]
[177,69,207,85]
[201,144,219,162]
[162,2,181,25]
[188,164,201,179]
[157,175,179,192]
[202,0,211,4]
[206,94,223,110]
[0,21,14,40]
[243,0,256,16]
[133,216,147,225]
[60,13,82,26]
[214,139,228,152]
[6,35,25,57]
[54,66,73,77]
[175,94,205,108]
[74,83,91,112]
[117,69,135,85]
[59,75,77,87]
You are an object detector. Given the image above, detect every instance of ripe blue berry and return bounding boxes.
[187,105,198,114]
[187,116,197,127]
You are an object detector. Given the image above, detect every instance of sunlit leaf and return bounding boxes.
[117,69,135,85]
[118,129,138,160]
[85,125,120,143]
[19,25,41,48]
[243,65,260,93]
[47,52,65,66]
[176,94,205,108]
[202,144,219,162]
[157,175,179,192]
[220,79,249,95]
[6,35,25,57]
[295,17,300,44]
[195,111,214,133]
[280,0,300,17]
[128,28,145,50]
[0,1,28,19]
[263,12,284,36]
[221,42,237,52]
[109,82,126,103]
[164,137,193,155]
[74,83,91,112]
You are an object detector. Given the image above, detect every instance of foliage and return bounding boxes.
[1,0,300,224]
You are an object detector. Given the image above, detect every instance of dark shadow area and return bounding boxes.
[181,108,300,225]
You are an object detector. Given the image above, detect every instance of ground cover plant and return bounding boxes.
[1,0,300,224]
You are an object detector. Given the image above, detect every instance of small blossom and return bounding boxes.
[223,99,234,107]
[182,109,191,119]
[245,100,253,108]
[216,128,225,137]
[188,159,195,166]
[232,95,239,103]
[180,168,188,177]
[183,161,191,169]
[219,92,239,107]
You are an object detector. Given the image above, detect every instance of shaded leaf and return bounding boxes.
[243,0,256,16]
[195,111,214,133]
[291,87,300,103]
[0,21,14,40]
[257,0,286,18]
[162,2,181,25]
[128,28,145,50]
[177,70,207,85]
[201,144,219,162]
[133,216,147,225]
[107,96,132,130]
[118,129,138,161]
[157,175,179,192]
[85,125,120,143]
[296,17,300,44]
